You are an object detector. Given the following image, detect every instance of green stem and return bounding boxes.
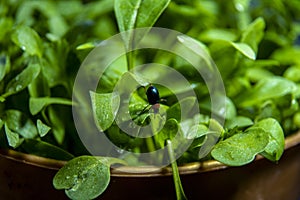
[146,137,156,153]
[126,51,134,71]
[166,140,187,200]
[126,33,135,71]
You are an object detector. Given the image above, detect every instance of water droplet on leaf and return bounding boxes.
[235,3,244,11]
[16,84,22,91]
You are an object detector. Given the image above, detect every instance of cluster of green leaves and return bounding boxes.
[1,0,300,199]
[0,0,118,159]
[89,0,300,166]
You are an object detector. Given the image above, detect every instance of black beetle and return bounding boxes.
[146,85,160,113]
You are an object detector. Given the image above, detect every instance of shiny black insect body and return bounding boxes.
[146,85,160,104]
[135,85,162,116]
[146,85,160,113]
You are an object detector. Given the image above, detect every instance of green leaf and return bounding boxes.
[11,25,43,57]
[115,0,170,32]
[209,41,239,79]
[255,100,281,122]
[225,116,253,129]
[41,40,69,88]
[115,71,149,94]
[196,119,224,158]
[76,42,97,50]
[198,28,237,42]
[114,0,170,69]
[224,97,237,120]
[37,119,51,137]
[271,47,300,65]
[254,118,285,161]
[186,124,208,139]
[199,96,236,120]
[284,65,300,82]
[16,1,68,36]
[114,0,170,51]
[230,42,256,60]
[90,91,120,131]
[186,124,208,149]
[211,127,269,166]
[29,97,73,115]
[21,139,74,161]
[4,110,38,139]
[241,17,266,53]
[1,61,40,100]
[236,77,297,107]
[28,71,50,98]
[0,17,13,41]
[208,118,225,134]
[53,156,115,200]
[106,124,131,145]
[246,67,274,83]
[177,35,214,71]
[210,40,256,60]
[4,123,24,148]
[96,56,127,93]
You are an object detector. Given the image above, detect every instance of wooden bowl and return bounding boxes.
[1,132,300,200]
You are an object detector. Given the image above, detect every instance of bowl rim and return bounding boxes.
[1,131,300,177]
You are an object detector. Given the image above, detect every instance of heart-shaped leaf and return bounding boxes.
[211,127,269,166]
[53,156,126,200]
[53,156,110,200]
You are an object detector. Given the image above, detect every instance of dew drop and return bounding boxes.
[66,176,70,179]
[235,3,244,12]
[16,84,22,91]
[21,46,26,51]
